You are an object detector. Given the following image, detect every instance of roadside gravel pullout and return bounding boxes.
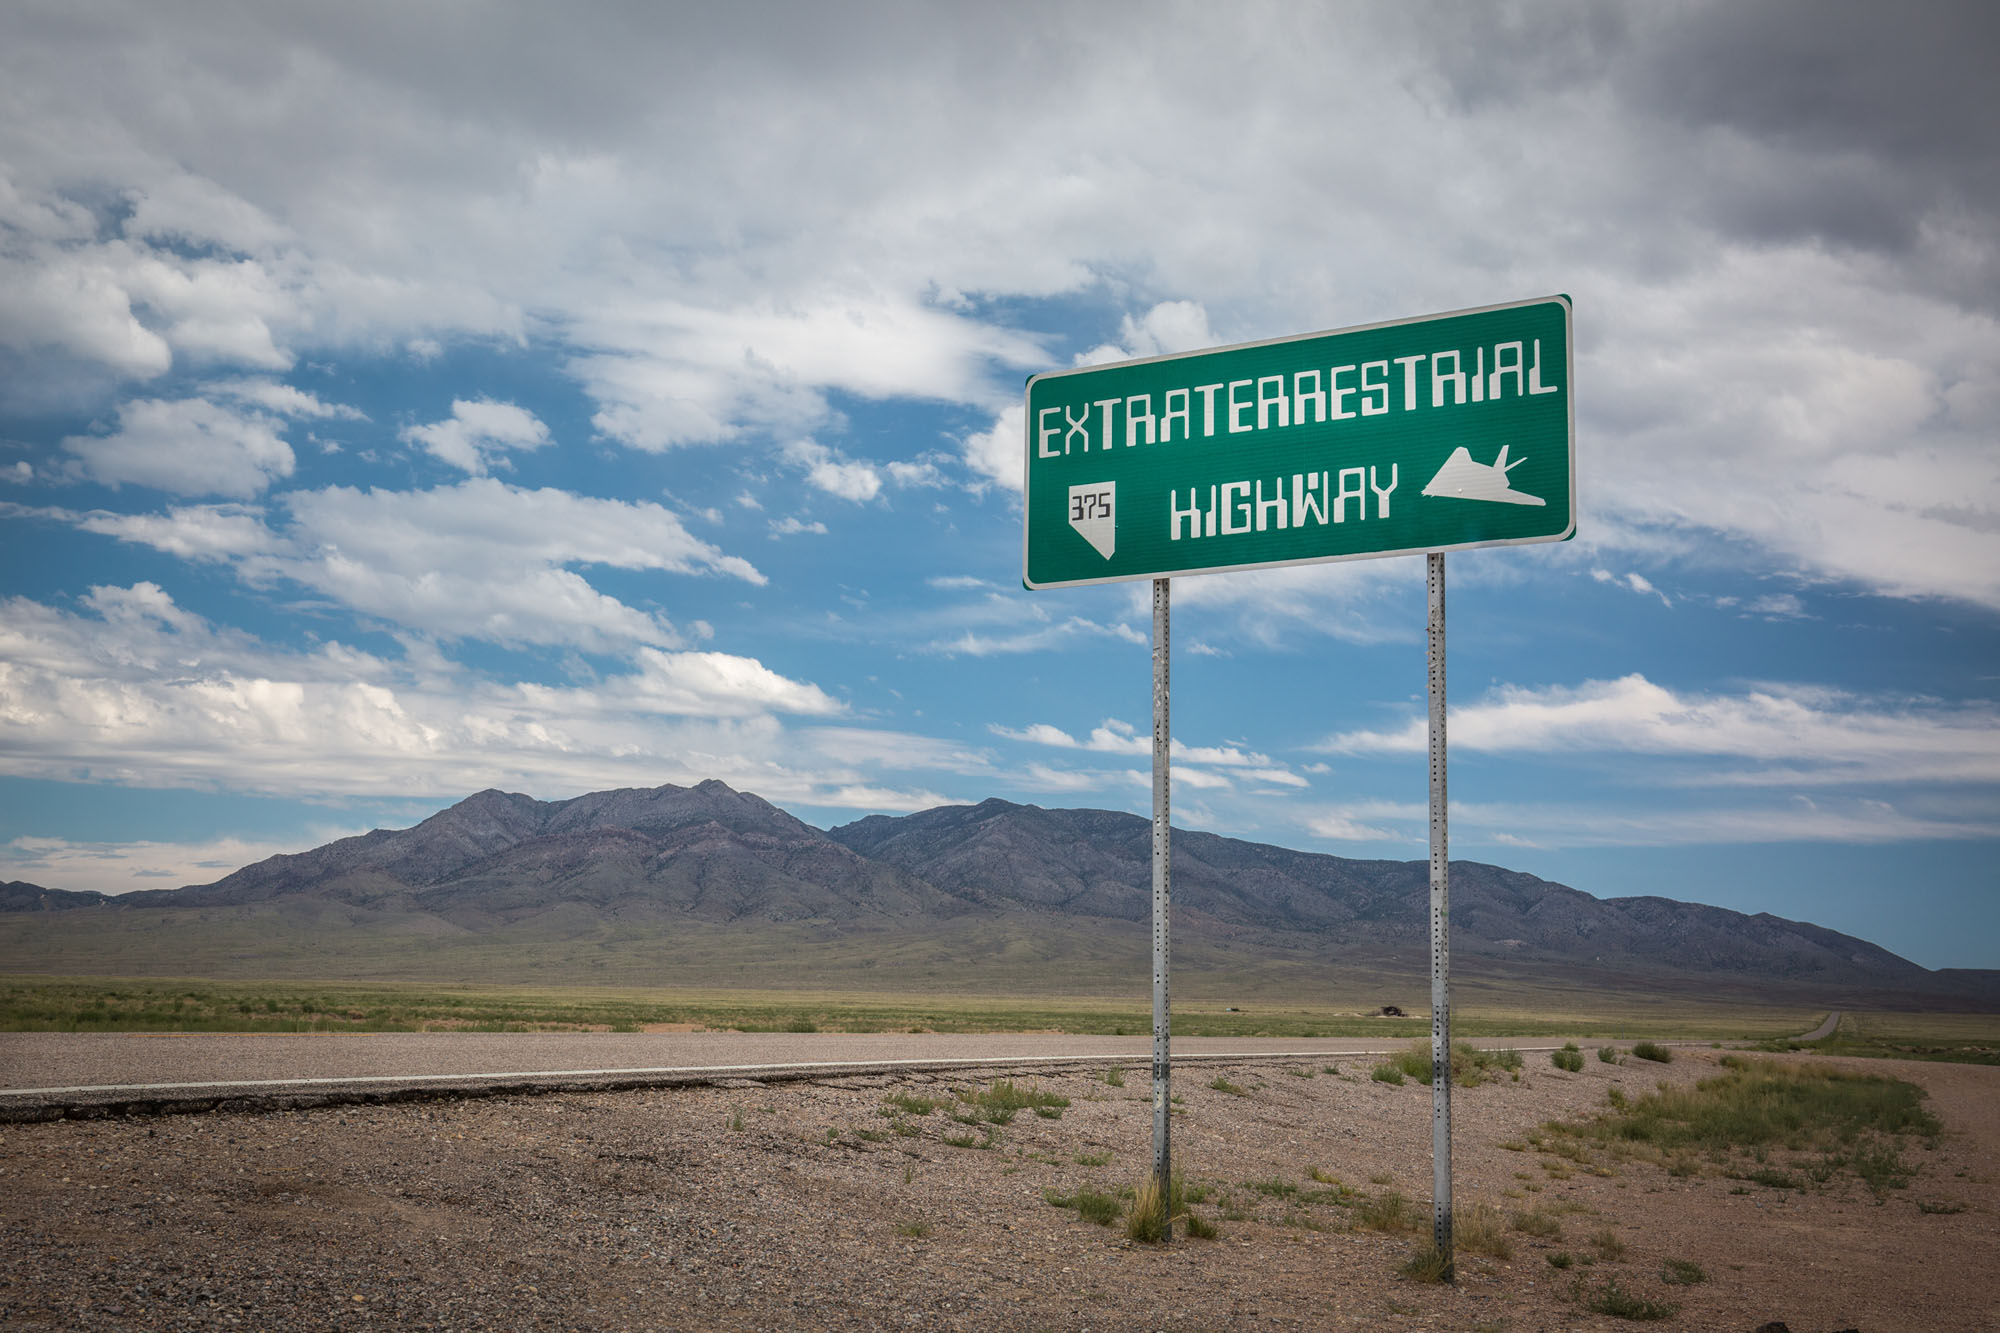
[3,1045,1993,1331]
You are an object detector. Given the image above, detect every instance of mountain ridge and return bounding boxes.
[4,781,1990,1003]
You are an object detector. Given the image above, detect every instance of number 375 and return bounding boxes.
[1070,489,1113,521]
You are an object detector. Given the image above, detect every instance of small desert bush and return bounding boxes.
[1043,1186,1123,1226]
[1577,1278,1676,1320]
[1845,1140,1916,1194]
[1630,1041,1673,1064]
[1588,1227,1627,1261]
[1660,1258,1707,1285]
[893,1220,929,1238]
[1124,1173,1177,1243]
[1382,1040,1525,1087]
[883,1093,936,1116]
[1207,1076,1248,1096]
[960,1079,1068,1124]
[1553,1043,1585,1073]
[1371,1063,1406,1085]
[1736,1165,1801,1189]
[1078,1173,1208,1243]
[1399,1244,1452,1283]
[1126,1174,1170,1242]
[1101,1065,1125,1087]
[1511,1208,1563,1238]
[1387,1044,1438,1083]
[1454,1203,1514,1260]
[1354,1190,1420,1233]
[983,1079,1068,1112]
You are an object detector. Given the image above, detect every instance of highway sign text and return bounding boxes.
[1023,296,1574,588]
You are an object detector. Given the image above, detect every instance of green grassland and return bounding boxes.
[0,973,1840,1039]
[1546,1056,1944,1197]
[5,896,1981,1041]
[0,897,1903,1027]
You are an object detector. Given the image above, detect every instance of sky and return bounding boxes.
[1,1,1996,970]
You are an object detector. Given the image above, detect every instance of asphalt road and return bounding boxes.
[0,1030,1510,1091]
[0,1015,1831,1120]
[0,1029,1593,1117]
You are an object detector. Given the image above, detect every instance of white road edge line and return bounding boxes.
[0,1043,1618,1099]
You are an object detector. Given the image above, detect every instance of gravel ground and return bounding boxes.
[1,1049,1993,1331]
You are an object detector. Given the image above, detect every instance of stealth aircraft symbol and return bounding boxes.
[1421,444,1545,507]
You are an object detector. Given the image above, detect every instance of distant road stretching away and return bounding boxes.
[0,1019,1834,1118]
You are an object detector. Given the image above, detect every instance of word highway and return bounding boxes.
[1169,467,1399,539]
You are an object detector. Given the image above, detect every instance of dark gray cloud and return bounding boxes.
[1407,0,2000,305]
[1634,2,1998,297]
[1631,0,2000,167]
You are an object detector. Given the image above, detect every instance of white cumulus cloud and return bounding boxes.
[400,398,552,475]
[1320,673,2000,786]
[783,439,881,502]
[0,585,938,807]
[62,397,294,497]
[56,479,768,653]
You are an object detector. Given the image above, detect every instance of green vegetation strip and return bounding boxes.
[1370,1041,1523,1088]
[1548,1058,1941,1197]
[1747,1011,2000,1066]
[0,973,1853,1039]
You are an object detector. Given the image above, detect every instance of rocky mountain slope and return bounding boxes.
[4,780,1986,1000]
[827,799,1931,985]
[115,780,962,926]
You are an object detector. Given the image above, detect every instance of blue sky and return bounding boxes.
[2,2,1996,968]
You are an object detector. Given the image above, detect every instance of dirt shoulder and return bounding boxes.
[1,1048,1992,1331]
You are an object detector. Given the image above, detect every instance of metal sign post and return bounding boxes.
[1021,297,1572,1268]
[1150,576,1173,1225]
[1427,551,1453,1277]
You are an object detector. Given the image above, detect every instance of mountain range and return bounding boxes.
[3,780,1991,1007]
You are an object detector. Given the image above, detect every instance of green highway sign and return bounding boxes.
[1022,295,1574,589]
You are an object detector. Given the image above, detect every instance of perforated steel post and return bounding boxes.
[1427,551,1454,1279]
[1151,576,1173,1220]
